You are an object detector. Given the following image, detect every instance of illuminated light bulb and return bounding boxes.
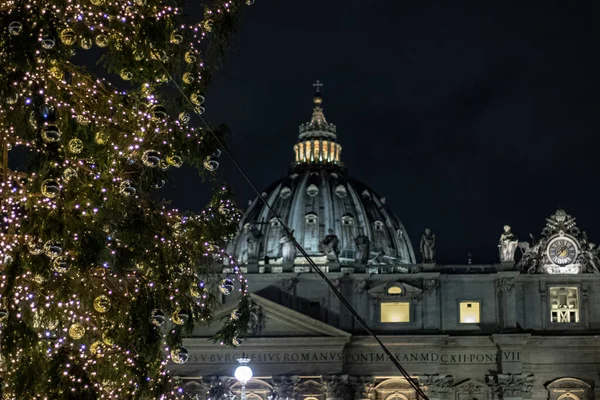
[234,357,253,383]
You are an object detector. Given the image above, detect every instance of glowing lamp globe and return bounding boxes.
[234,357,253,384]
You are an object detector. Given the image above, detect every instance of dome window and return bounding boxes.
[374,220,385,232]
[306,184,319,197]
[362,190,371,199]
[280,187,291,199]
[387,286,403,295]
[305,213,318,225]
[269,217,280,228]
[341,215,354,226]
[335,185,347,198]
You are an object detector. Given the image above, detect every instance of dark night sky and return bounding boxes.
[168,0,600,264]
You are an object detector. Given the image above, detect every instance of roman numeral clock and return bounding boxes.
[545,234,581,274]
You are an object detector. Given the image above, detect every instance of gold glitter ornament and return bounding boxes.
[43,241,62,258]
[49,66,64,80]
[41,37,55,49]
[203,155,219,171]
[68,138,83,154]
[90,0,104,5]
[63,167,77,182]
[93,295,111,313]
[182,72,194,85]
[166,155,183,168]
[159,160,170,171]
[230,309,241,321]
[95,34,109,48]
[170,30,184,44]
[133,50,144,61]
[202,19,213,32]
[246,0,255,4]
[76,115,90,125]
[42,124,61,142]
[95,131,109,144]
[80,37,93,49]
[150,309,165,326]
[170,346,189,364]
[184,51,197,64]
[119,180,136,196]
[178,111,191,124]
[232,336,243,347]
[60,28,77,46]
[194,106,206,115]
[102,330,114,346]
[41,179,61,198]
[135,0,146,5]
[52,256,68,273]
[157,74,169,83]
[90,341,104,356]
[171,308,189,325]
[142,150,160,168]
[219,278,235,295]
[0,309,8,323]
[68,323,85,339]
[120,69,133,80]
[8,21,23,36]
[191,92,205,105]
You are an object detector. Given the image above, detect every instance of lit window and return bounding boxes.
[459,301,480,323]
[322,140,329,161]
[387,286,402,295]
[550,287,579,323]
[305,141,311,161]
[298,143,304,162]
[381,302,410,323]
[313,140,320,161]
[330,142,335,160]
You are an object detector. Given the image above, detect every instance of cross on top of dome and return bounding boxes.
[298,81,336,140]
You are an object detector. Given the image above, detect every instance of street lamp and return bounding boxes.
[234,354,253,400]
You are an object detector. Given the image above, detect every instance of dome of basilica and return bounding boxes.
[229,89,415,267]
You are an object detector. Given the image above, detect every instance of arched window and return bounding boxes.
[387,286,403,295]
[340,214,355,259]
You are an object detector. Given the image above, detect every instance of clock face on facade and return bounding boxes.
[547,237,578,266]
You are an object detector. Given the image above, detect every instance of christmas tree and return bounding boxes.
[0,0,254,398]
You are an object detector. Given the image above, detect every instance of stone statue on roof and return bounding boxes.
[499,225,518,262]
[420,228,436,263]
[319,228,340,262]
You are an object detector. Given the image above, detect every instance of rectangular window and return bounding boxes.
[459,301,480,323]
[550,287,579,323]
[381,302,410,323]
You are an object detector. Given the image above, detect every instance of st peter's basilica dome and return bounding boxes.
[229,90,415,267]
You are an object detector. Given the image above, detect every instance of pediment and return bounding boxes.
[368,280,423,300]
[192,294,351,338]
[455,379,490,394]
[295,379,326,395]
[546,377,592,390]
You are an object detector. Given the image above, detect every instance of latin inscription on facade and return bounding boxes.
[188,351,520,364]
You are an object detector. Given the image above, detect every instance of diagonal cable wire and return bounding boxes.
[159,63,429,400]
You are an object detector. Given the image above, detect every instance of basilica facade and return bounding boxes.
[171,90,600,400]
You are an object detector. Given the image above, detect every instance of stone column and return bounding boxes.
[418,375,454,400]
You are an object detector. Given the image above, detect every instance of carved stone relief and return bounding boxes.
[496,278,515,293]
[487,374,534,399]
[418,375,454,398]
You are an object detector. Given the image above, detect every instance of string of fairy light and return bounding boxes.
[0,0,254,398]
